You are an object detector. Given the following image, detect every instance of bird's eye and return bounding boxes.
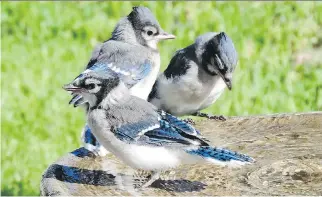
[147,30,153,36]
[85,83,96,89]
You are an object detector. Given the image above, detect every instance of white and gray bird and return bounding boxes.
[148,32,238,121]
[69,6,175,156]
[63,69,254,188]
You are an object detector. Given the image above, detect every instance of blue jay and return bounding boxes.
[63,69,254,188]
[148,32,238,121]
[69,6,175,155]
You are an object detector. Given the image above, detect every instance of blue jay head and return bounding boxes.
[127,6,175,49]
[199,32,238,90]
[63,70,121,108]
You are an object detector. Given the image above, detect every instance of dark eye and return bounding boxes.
[85,83,96,89]
[147,30,153,36]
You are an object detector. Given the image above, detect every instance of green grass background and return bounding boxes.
[2,1,322,195]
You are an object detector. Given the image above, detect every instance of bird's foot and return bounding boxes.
[192,111,226,121]
[133,171,160,189]
[140,171,160,188]
[183,118,196,125]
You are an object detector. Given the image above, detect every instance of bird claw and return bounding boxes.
[133,171,160,189]
[208,115,226,121]
[140,172,160,188]
[193,112,226,121]
[183,118,196,125]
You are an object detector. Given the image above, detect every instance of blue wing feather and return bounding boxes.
[142,127,193,146]
[113,110,207,147]
[158,110,201,135]
[118,60,152,87]
[113,118,158,141]
[87,60,152,88]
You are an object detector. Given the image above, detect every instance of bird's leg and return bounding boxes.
[132,169,150,188]
[140,171,160,188]
[192,111,226,121]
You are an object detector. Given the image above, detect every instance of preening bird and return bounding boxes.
[69,6,175,155]
[148,32,238,120]
[63,69,254,188]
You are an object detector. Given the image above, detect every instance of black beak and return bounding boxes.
[213,54,233,90]
[217,72,232,90]
[224,79,232,90]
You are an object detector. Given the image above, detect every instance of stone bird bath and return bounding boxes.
[41,112,322,196]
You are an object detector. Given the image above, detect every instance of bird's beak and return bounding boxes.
[212,54,232,90]
[156,30,176,40]
[63,83,84,93]
[218,72,232,90]
[223,73,233,90]
[224,79,232,90]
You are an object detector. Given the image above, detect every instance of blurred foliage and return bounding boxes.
[1,1,322,195]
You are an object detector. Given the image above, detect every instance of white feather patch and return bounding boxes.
[85,78,101,85]
[108,64,131,76]
[135,124,160,139]
[150,63,227,116]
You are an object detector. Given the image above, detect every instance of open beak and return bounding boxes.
[63,83,84,93]
[156,30,176,40]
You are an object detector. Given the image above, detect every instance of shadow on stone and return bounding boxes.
[151,179,207,192]
[43,162,206,193]
[43,164,116,186]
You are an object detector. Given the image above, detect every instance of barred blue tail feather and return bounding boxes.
[187,146,255,166]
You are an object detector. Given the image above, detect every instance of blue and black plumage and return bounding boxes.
[63,69,255,187]
[187,147,254,163]
[148,32,238,120]
[68,6,175,156]
[112,110,205,147]
[109,108,253,164]
[83,125,97,146]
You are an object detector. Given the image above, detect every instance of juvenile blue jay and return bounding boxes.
[69,6,175,155]
[148,32,238,121]
[63,69,254,188]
